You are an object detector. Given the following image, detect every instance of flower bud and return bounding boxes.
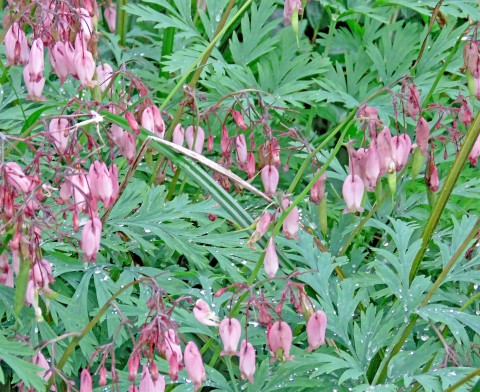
[77,8,93,40]
[283,0,302,25]
[98,366,107,386]
[392,135,408,171]
[207,134,214,153]
[464,41,479,76]
[415,117,430,156]
[5,162,33,193]
[425,154,439,192]
[364,140,380,191]
[219,317,242,356]
[88,161,119,209]
[184,341,207,392]
[239,340,256,384]
[310,169,326,204]
[281,198,299,239]
[193,299,219,326]
[267,321,293,361]
[81,218,102,262]
[261,165,279,197]
[406,83,420,119]
[459,100,473,128]
[235,134,248,164]
[376,127,394,175]
[342,174,364,214]
[185,125,205,154]
[122,132,137,163]
[231,110,247,130]
[221,125,230,157]
[172,124,185,146]
[306,310,327,352]
[126,112,140,135]
[80,369,92,392]
[139,365,155,391]
[264,237,279,278]
[23,64,45,101]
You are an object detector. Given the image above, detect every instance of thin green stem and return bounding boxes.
[373,220,480,384]
[226,356,240,392]
[409,110,480,283]
[116,0,127,46]
[460,291,480,312]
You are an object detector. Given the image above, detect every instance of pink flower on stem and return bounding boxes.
[49,41,70,84]
[469,135,480,165]
[126,112,140,135]
[310,169,326,204]
[23,64,45,101]
[231,110,247,130]
[80,369,92,392]
[283,0,302,25]
[99,366,107,386]
[184,341,207,392]
[219,317,242,356]
[261,165,279,197]
[29,38,44,83]
[4,23,29,66]
[221,125,230,157]
[235,134,248,164]
[81,218,102,262]
[239,339,256,384]
[392,135,408,171]
[172,124,185,146]
[306,310,327,352]
[376,127,395,175]
[88,161,119,209]
[104,6,117,33]
[142,106,165,137]
[342,174,364,214]
[4,162,33,193]
[281,198,299,240]
[365,140,380,191]
[459,100,473,128]
[74,49,96,88]
[139,365,155,392]
[246,152,256,179]
[193,299,219,326]
[164,328,183,381]
[122,133,137,163]
[406,83,420,119]
[185,125,205,155]
[48,118,70,154]
[264,237,279,278]
[415,117,430,156]
[267,321,294,361]
[128,354,140,381]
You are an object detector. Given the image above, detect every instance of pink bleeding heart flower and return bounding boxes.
[32,353,52,383]
[310,169,326,204]
[23,63,45,101]
[261,165,279,197]
[173,124,185,146]
[65,41,77,77]
[48,118,70,154]
[139,365,155,392]
[4,162,33,194]
[219,317,242,356]
[256,211,271,237]
[98,366,107,386]
[29,38,45,83]
[184,341,207,392]
[49,41,70,84]
[415,117,430,156]
[239,340,256,384]
[142,105,165,138]
[185,125,205,155]
[77,8,93,40]
[469,135,480,165]
[235,134,248,164]
[426,157,440,192]
[342,174,364,214]
[74,49,96,88]
[464,41,479,76]
[365,140,380,191]
[128,354,140,382]
[125,112,140,135]
[122,133,137,163]
[4,23,29,66]
[80,369,92,392]
[193,299,219,326]
[81,218,102,262]
[246,152,256,179]
[104,6,117,33]
[88,161,119,209]
[264,237,279,278]
[281,198,299,240]
[399,133,412,165]
[306,310,327,352]
[163,328,183,381]
[376,127,395,175]
[267,321,294,361]
[96,63,113,92]
[392,135,408,171]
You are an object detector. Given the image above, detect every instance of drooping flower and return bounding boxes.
[267,321,294,361]
[392,135,408,171]
[126,111,140,135]
[48,118,70,153]
[281,198,299,240]
[406,83,420,119]
[469,135,480,165]
[459,100,473,128]
[342,174,364,214]
[4,162,33,193]
[4,23,29,66]
[264,237,279,278]
[184,341,207,392]
[128,354,140,382]
[80,369,93,392]
[23,64,45,101]
[104,6,117,33]
[88,161,119,209]
[81,218,102,262]
[185,125,205,155]
[163,328,183,381]
[231,110,247,130]
[235,134,248,164]
[172,124,185,146]
[376,127,395,175]
[96,63,113,92]
[310,169,326,204]
[261,165,279,197]
[49,41,70,84]
[193,299,219,326]
[425,154,440,192]
[239,340,256,384]
[219,317,242,356]
[98,366,107,386]
[74,49,96,88]
[29,38,45,83]
[306,310,327,352]
[415,117,430,156]
[139,365,155,392]
[365,140,380,191]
